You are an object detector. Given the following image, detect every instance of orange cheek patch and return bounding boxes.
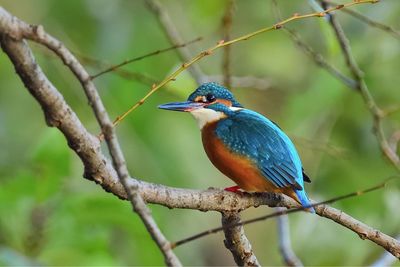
[215,99,232,107]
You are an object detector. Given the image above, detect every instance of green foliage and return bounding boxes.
[0,0,399,265]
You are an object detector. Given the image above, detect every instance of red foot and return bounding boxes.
[224,186,242,194]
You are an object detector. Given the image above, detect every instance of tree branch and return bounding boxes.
[0,7,181,266]
[276,208,303,267]
[319,0,400,170]
[145,0,206,84]
[221,212,260,266]
[326,0,400,39]
[271,0,357,90]
[90,37,202,80]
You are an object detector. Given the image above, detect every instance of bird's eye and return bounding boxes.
[206,93,216,102]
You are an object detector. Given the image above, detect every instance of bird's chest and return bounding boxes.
[201,122,271,191]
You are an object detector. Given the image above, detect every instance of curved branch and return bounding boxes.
[0,7,181,266]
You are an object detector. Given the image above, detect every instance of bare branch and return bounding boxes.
[271,0,357,90]
[90,37,202,79]
[0,7,181,266]
[276,208,303,267]
[319,0,400,170]
[221,212,260,266]
[145,0,206,84]
[80,54,272,90]
[325,0,400,39]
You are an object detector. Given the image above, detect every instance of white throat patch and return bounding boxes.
[190,107,243,129]
[190,109,226,129]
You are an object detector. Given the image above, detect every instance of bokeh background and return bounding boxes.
[1,0,400,265]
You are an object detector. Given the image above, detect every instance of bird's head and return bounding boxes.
[158,82,243,129]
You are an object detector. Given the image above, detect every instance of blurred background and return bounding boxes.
[0,0,399,265]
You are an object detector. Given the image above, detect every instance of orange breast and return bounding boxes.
[201,122,300,202]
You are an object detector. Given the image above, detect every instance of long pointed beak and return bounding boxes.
[158,101,205,112]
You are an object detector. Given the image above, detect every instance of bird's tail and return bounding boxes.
[294,189,315,213]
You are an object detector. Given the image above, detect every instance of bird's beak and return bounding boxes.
[158,101,205,112]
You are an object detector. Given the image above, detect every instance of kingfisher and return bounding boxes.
[159,82,314,212]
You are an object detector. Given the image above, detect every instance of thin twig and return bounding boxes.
[145,0,205,84]
[276,208,303,267]
[271,0,357,90]
[0,7,181,266]
[325,0,400,39]
[60,51,160,86]
[90,37,202,79]
[319,0,400,170]
[221,0,235,88]
[222,212,260,266]
[113,0,377,127]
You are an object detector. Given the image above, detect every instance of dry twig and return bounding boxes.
[90,37,202,79]
[145,0,205,84]
[326,0,400,39]
[319,0,400,170]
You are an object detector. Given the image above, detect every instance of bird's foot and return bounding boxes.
[224,186,243,195]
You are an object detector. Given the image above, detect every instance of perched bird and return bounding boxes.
[159,82,314,212]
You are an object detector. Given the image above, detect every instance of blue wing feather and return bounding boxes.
[215,109,304,190]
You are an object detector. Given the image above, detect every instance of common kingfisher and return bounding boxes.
[159,82,314,212]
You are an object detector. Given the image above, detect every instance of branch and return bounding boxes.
[276,208,303,267]
[90,37,202,79]
[145,0,206,84]
[326,0,400,39]
[79,52,273,91]
[113,0,378,127]
[221,212,260,266]
[319,0,400,170]
[271,0,357,90]
[0,7,181,266]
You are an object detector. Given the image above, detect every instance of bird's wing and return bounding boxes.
[215,109,304,190]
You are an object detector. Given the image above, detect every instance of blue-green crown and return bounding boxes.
[187,82,243,107]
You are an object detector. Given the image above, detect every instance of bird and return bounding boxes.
[158,82,314,212]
